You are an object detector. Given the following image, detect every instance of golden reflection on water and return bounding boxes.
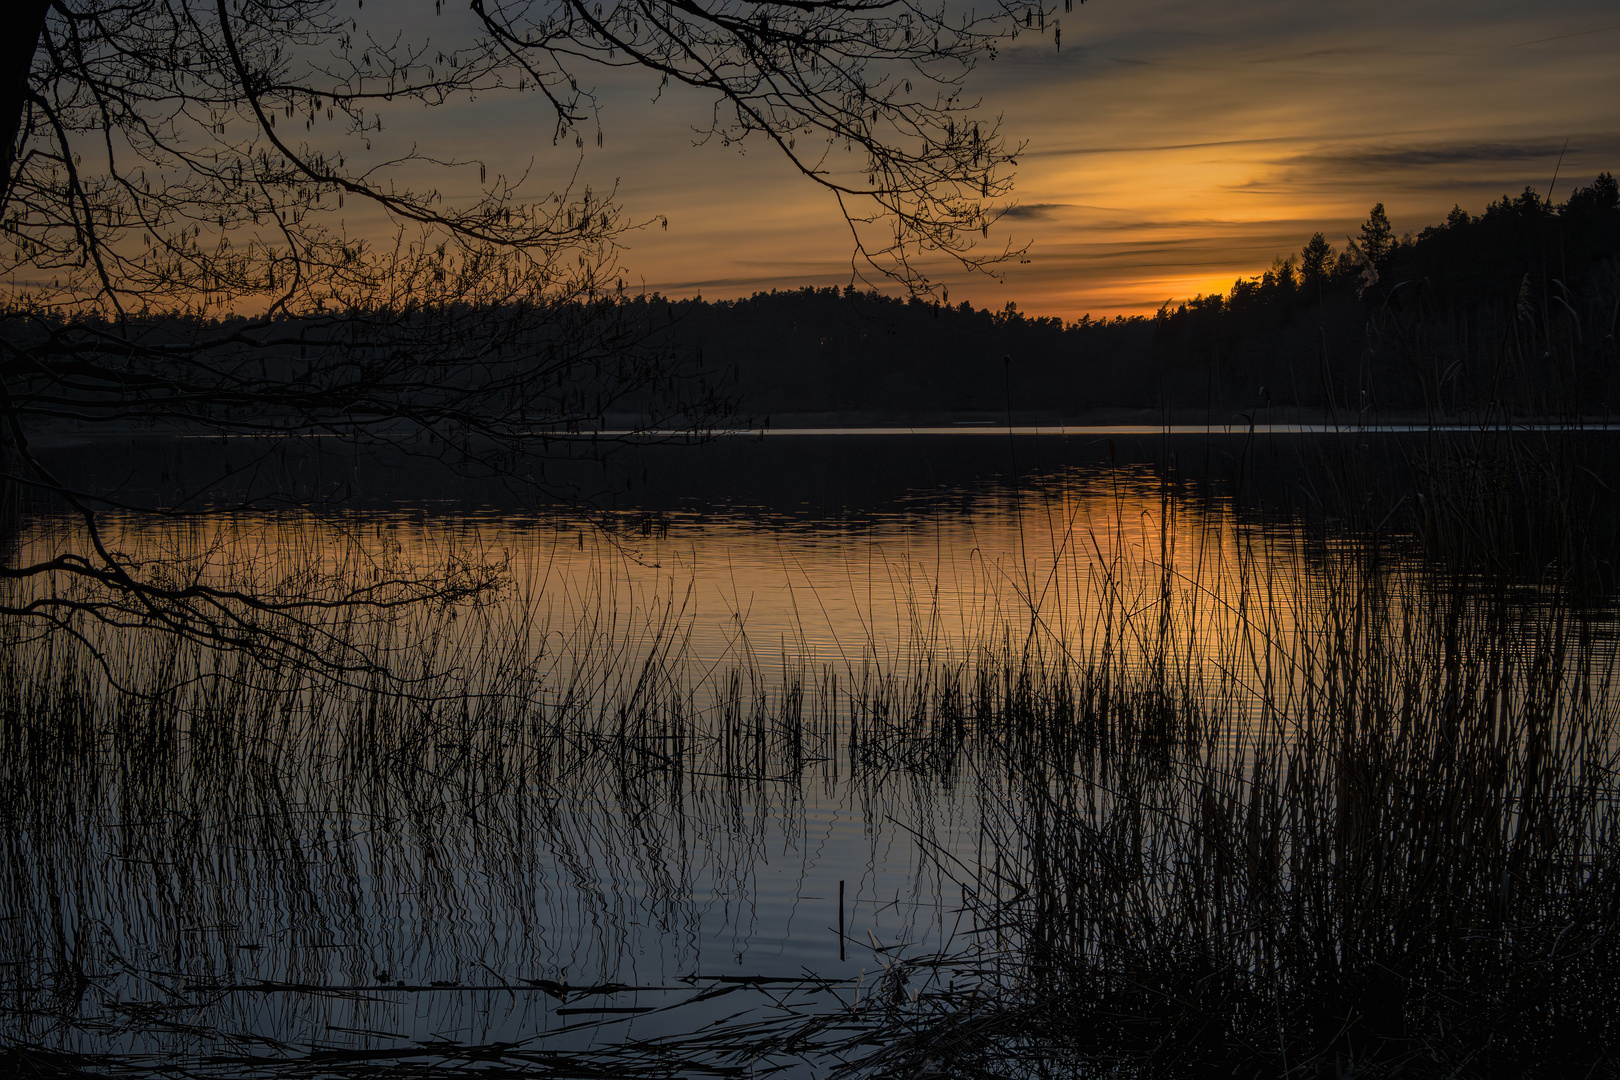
[14,470,1312,685]
[7,465,1616,1072]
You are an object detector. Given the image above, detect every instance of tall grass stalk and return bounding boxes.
[1,463,1616,1077]
[833,565,1620,1078]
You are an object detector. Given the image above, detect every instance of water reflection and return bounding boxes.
[12,457,1298,669]
[3,436,1616,1075]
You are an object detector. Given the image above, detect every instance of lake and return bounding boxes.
[3,427,1619,1077]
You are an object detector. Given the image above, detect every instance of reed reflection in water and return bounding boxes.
[2,453,1616,1077]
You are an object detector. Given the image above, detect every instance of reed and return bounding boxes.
[833,562,1620,1078]
[0,446,1616,1078]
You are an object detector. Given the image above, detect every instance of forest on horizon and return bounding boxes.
[641,170,1620,424]
[15,173,1618,429]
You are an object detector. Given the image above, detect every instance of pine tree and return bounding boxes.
[1360,203,1394,266]
[1567,172,1619,215]
[1300,232,1334,295]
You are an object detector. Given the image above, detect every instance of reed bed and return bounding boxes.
[1,462,1617,1078]
[831,569,1620,1078]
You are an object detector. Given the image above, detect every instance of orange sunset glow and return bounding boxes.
[11,0,1620,1072]
[480,0,1620,319]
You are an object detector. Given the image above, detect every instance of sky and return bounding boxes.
[383,0,1620,321]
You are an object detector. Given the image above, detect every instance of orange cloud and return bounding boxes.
[407,0,1620,321]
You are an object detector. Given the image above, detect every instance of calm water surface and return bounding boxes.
[4,429,1614,1072]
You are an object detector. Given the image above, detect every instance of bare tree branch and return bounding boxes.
[0,0,1044,668]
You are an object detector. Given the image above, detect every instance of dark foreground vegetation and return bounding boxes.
[849,565,1620,1078]
[642,171,1620,422]
[19,172,1618,438]
[4,428,1620,1078]
[11,3,1614,1071]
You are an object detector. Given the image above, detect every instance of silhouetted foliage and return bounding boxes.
[1299,231,1333,297]
[1,0,1046,664]
[1360,201,1395,267]
[628,286,1154,421]
[622,175,1620,425]
[1149,174,1620,418]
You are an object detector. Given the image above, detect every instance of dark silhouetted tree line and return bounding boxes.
[613,176,1618,425]
[1152,173,1620,419]
[627,287,1154,422]
[1,0,1044,664]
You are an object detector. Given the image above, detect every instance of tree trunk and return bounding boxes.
[1,0,53,213]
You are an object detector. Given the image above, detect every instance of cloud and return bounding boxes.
[600,0,1620,320]
[1241,46,1380,64]
[997,203,1076,219]
[1510,22,1620,48]
[1281,141,1577,171]
[1022,135,1305,160]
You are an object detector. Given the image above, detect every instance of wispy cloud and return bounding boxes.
[1280,141,1577,171]
[1022,135,1306,160]
[1511,22,1620,47]
[997,203,1076,219]
[585,0,1620,319]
